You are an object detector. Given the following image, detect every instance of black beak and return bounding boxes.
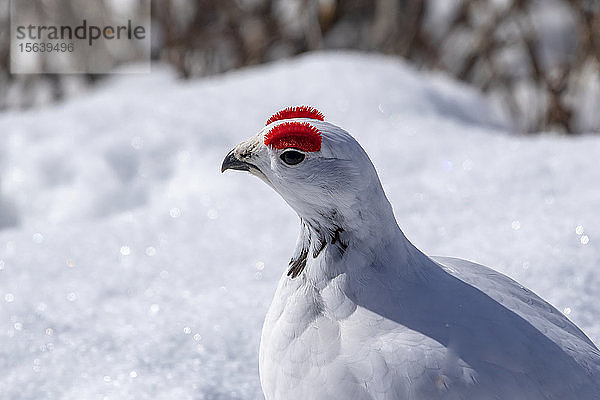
[221,150,252,173]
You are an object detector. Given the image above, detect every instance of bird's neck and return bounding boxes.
[289,189,430,284]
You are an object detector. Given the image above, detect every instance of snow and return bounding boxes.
[0,52,598,399]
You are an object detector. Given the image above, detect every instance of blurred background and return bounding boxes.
[1,0,599,134]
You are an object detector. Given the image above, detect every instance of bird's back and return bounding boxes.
[341,253,600,399]
[427,255,600,399]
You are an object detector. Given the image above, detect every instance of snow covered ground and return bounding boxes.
[0,52,599,399]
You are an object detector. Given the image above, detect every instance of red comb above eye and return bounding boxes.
[266,106,325,126]
[264,121,322,152]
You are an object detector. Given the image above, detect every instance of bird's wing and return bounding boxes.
[431,255,600,385]
[333,250,600,399]
[351,255,600,399]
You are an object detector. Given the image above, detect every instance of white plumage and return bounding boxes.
[222,109,600,400]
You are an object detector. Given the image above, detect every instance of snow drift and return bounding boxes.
[0,52,598,399]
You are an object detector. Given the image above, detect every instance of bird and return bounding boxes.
[221,106,600,400]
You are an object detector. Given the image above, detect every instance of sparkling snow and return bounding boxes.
[0,52,599,399]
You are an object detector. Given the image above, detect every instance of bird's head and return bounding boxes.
[222,106,394,236]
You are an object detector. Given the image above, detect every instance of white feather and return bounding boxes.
[230,118,600,400]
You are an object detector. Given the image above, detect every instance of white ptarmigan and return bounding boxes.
[222,106,600,400]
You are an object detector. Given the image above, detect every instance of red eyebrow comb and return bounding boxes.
[264,121,322,152]
[266,106,325,126]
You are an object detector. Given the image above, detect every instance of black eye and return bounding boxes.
[280,150,305,166]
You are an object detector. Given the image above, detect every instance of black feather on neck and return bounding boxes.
[287,219,347,278]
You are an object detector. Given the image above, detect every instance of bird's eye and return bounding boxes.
[280,150,305,166]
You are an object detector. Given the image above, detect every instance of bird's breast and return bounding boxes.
[259,273,343,398]
[258,268,404,400]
